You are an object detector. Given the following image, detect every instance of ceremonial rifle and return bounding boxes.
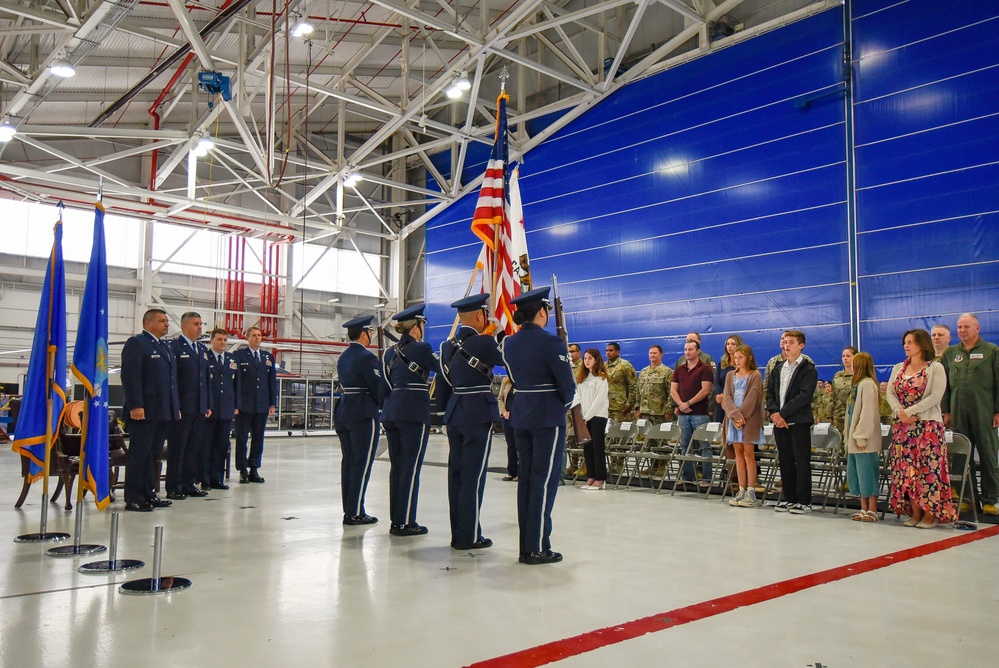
[551,275,592,447]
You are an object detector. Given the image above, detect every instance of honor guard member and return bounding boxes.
[120,308,181,511]
[166,311,212,500]
[437,293,505,551]
[380,304,441,536]
[204,328,240,489]
[335,315,382,525]
[234,326,277,483]
[502,287,576,565]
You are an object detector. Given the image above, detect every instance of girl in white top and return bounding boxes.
[845,352,882,522]
[575,348,609,490]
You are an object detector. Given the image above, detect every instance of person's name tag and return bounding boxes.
[971,353,984,360]
[707,422,720,432]
[150,354,161,358]
[814,423,830,435]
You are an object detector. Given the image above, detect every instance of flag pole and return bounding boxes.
[15,215,70,543]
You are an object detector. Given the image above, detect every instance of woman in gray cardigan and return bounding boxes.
[722,345,765,507]
[846,352,882,522]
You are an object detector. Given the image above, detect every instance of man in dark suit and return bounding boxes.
[165,311,212,500]
[437,293,506,551]
[120,308,181,511]
[765,329,819,514]
[204,327,240,490]
[234,326,277,483]
[335,315,382,525]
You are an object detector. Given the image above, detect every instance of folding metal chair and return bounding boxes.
[614,419,652,488]
[808,424,844,511]
[604,421,640,487]
[755,426,781,503]
[626,421,679,491]
[948,431,979,525]
[670,421,725,498]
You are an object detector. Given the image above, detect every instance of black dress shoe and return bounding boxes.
[125,501,153,512]
[343,514,379,526]
[451,537,493,550]
[247,471,265,483]
[166,492,187,500]
[390,523,429,536]
[239,471,249,483]
[184,488,209,497]
[524,550,563,565]
[148,498,173,508]
[519,553,527,563]
[211,483,230,490]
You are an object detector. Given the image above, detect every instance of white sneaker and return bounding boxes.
[774,501,790,512]
[729,488,746,506]
[789,503,813,514]
[737,488,761,507]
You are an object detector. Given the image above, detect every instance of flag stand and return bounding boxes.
[15,347,70,544]
[119,526,191,595]
[46,402,107,557]
[79,513,144,573]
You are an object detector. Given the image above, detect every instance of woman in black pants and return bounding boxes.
[575,348,609,490]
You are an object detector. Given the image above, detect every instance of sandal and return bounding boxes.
[851,512,866,521]
[903,517,919,527]
[860,511,878,522]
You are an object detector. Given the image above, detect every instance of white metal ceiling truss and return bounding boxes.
[0,0,837,244]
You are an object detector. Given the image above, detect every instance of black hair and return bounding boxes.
[513,301,546,325]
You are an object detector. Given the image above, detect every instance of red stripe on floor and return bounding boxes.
[469,524,999,667]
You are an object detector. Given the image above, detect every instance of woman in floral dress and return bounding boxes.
[886,329,956,528]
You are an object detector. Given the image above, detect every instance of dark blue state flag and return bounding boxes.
[11,221,67,479]
[72,204,111,510]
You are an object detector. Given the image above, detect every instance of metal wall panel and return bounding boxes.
[853,0,999,369]
[426,3,998,381]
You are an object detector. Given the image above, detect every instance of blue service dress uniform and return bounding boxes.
[335,341,383,520]
[234,347,278,478]
[438,325,505,548]
[205,349,241,487]
[380,332,441,530]
[167,336,211,496]
[502,321,576,559]
[120,330,181,505]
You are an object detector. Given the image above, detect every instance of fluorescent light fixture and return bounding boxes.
[292,17,314,38]
[0,118,15,143]
[327,297,340,303]
[455,71,471,91]
[344,172,363,188]
[50,58,76,78]
[192,132,214,157]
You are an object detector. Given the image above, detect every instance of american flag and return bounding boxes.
[470,93,531,335]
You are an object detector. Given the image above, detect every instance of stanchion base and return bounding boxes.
[14,532,71,543]
[79,558,145,574]
[46,543,107,558]
[119,576,191,595]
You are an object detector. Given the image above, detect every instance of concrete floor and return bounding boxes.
[2,434,996,667]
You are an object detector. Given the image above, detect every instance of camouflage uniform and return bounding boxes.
[812,384,832,423]
[830,370,853,433]
[565,358,583,475]
[636,363,675,424]
[606,357,637,424]
[878,384,893,425]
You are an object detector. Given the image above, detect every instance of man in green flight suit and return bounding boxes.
[942,313,999,516]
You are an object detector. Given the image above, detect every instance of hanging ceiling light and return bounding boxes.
[344,172,363,188]
[50,58,76,78]
[192,131,215,157]
[445,78,463,99]
[0,117,16,143]
[292,15,314,38]
[455,71,471,91]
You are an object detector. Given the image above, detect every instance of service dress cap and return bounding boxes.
[392,303,427,322]
[450,293,491,313]
[343,315,375,330]
[510,286,552,308]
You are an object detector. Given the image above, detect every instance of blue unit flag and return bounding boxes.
[11,220,67,479]
[72,204,111,510]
